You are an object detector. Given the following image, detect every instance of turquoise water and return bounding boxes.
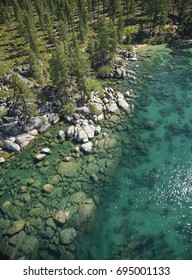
[83,45,192,260]
[1,44,192,260]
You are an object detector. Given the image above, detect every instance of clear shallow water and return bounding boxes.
[83,45,192,260]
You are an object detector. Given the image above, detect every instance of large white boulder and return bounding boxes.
[81,141,93,153]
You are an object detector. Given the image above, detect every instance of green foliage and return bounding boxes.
[11,73,37,119]
[90,16,117,68]
[124,45,133,51]
[123,29,132,45]
[87,78,103,93]
[58,100,77,117]
[29,50,44,85]
[88,103,102,115]
[49,44,70,97]
[97,65,111,78]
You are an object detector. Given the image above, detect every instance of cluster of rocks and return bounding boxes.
[112,49,138,80]
[0,190,97,259]
[66,87,133,153]
[0,113,59,157]
[118,49,137,61]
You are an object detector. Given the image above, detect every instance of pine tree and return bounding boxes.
[58,20,67,42]
[49,44,70,99]
[91,16,117,67]
[11,73,37,119]
[29,50,44,85]
[70,37,91,98]
[22,12,39,54]
[117,7,124,43]
[44,12,56,45]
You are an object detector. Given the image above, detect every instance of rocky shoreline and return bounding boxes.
[0,49,138,164]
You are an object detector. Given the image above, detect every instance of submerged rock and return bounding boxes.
[2,200,11,212]
[42,184,54,193]
[57,160,80,178]
[53,211,69,225]
[34,153,46,161]
[60,227,77,245]
[7,220,25,235]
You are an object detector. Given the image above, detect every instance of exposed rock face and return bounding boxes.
[60,228,77,245]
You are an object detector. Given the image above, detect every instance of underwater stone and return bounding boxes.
[7,220,26,235]
[20,235,39,259]
[42,184,54,193]
[2,200,11,212]
[60,227,77,245]
[34,153,46,161]
[69,191,88,204]
[90,173,99,182]
[26,178,34,185]
[57,161,80,178]
[53,211,69,225]
[21,193,31,202]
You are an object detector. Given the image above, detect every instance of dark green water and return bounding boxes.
[1,44,192,260]
[83,45,192,260]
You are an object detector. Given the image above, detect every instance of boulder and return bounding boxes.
[81,141,93,153]
[0,158,5,164]
[20,235,39,258]
[60,228,77,245]
[71,198,97,231]
[34,153,46,161]
[4,141,21,152]
[83,125,95,139]
[53,211,69,224]
[49,113,60,124]
[41,148,51,154]
[114,68,122,79]
[67,126,75,138]
[69,191,88,204]
[117,98,129,110]
[7,220,25,235]
[2,200,11,212]
[57,160,80,177]
[76,129,88,141]
[106,102,118,113]
[28,129,38,136]
[97,114,104,121]
[42,184,54,193]
[15,133,33,147]
[58,130,65,139]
